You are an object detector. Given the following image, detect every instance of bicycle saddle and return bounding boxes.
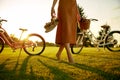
[19,28,27,31]
[101,25,110,29]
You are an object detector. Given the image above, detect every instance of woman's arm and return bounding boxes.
[51,0,58,18]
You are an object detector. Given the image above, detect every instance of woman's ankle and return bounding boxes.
[56,54,60,61]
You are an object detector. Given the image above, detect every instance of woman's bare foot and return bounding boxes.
[56,54,60,61]
[68,59,74,64]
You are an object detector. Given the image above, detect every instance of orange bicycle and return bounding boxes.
[0,18,45,55]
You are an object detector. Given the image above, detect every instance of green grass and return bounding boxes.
[0,47,120,80]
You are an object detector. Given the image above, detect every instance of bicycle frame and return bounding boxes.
[84,30,107,49]
[71,19,120,54]
[0,27,25,49]
[80,23,115,51]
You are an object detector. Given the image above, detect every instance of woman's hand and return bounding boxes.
[77,7,81,21]
[51,7,56,19]
[51,0,58,19]
[77,13,81,21]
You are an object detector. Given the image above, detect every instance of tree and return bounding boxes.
[97,24,111,47]
[77,5,86,19]
[10,34,19,42]
[97,24,111,40]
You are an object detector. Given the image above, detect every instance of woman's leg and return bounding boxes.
[56,44,64,61]
[65,43,74,63]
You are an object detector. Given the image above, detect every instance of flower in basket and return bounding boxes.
[44,18,58,33]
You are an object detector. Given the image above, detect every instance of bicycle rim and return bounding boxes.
[0,38,4,53]
[105,31,120,52]
[23,34,45,55]
[71,34,84,54]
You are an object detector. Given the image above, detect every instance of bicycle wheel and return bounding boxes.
[0,38,4,53]
[71,33,84,54]
[105,31,120,52]
[23,33,45,55]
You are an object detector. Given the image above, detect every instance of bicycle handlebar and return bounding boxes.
[90,18,98,21]
[0,19,7,22]
[0,17,7,23]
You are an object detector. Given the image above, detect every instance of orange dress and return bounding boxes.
[56,0,78,44]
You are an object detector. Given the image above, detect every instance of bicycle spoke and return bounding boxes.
[105,31,120,52]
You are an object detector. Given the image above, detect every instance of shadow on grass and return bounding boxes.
[0,55,74,80]
[0,56,44,80]
[0,54,120,80]
[40,55,120,80]
[37,59,74,80]
[81,54,120,60]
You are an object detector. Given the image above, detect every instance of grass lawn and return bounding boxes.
[0,47,120,80]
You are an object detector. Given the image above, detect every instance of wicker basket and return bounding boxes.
[80,19,90,30]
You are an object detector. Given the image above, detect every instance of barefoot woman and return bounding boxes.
[51,0,80,63]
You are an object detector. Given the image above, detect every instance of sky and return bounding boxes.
[0,0,120,43]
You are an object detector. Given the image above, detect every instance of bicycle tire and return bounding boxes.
[0,38,4,53]
[71,33,84,54]
[105,31,120,52]
[23,33,45,55]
